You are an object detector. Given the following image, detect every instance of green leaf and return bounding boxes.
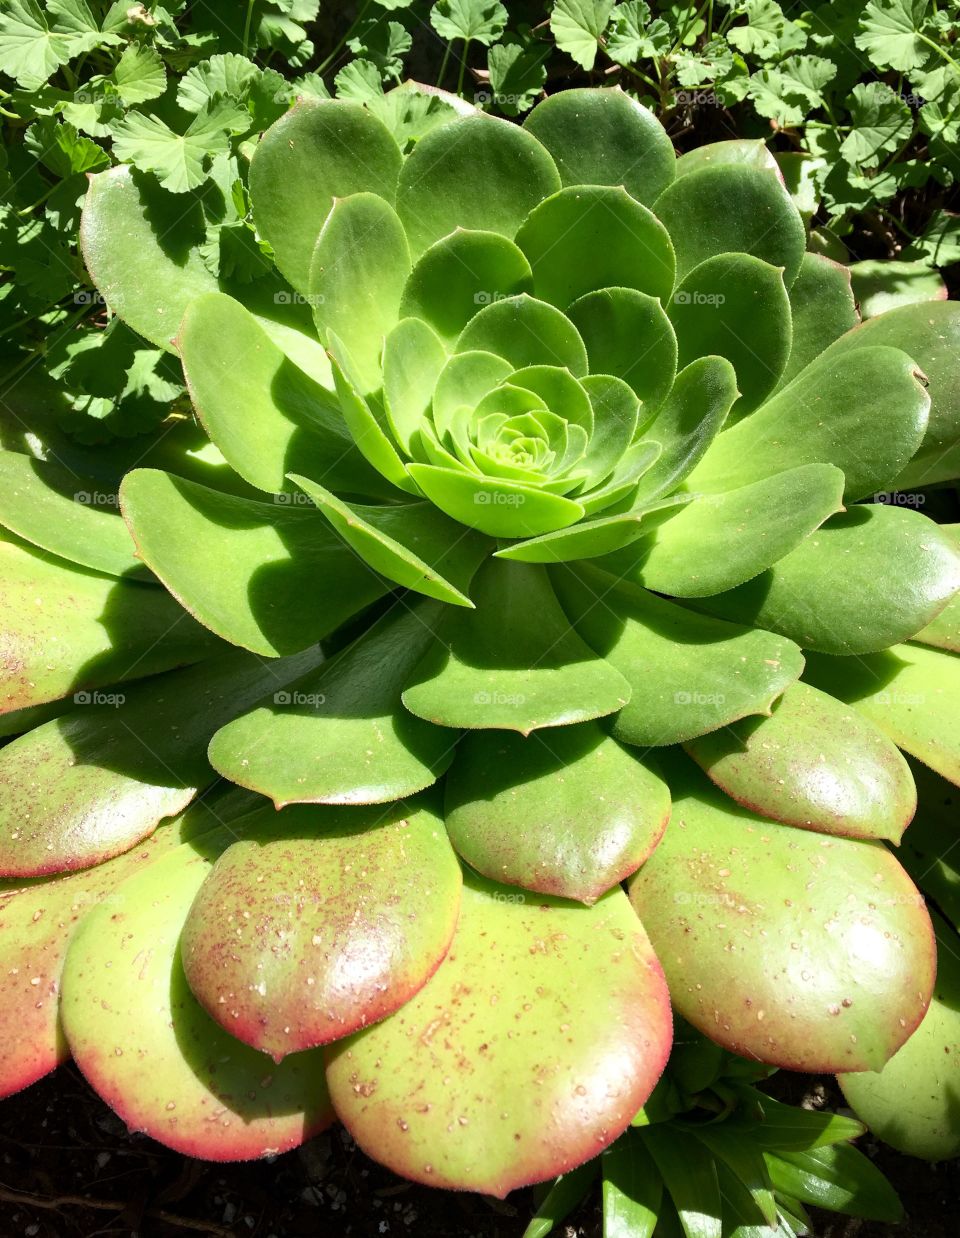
[694,505,960,655]
[308,192,411,396]
[396,113,561,257]
[641,1125,721,1238]
[456,293,588,375]
[516,184,675,308]
[382,317,449,453]
[606,1,671,64]
[552,565,804,747]
[523,87,675,207]
[25,117,108,177]
[523,1163,599,1238]
[849,259,946,319]
[326,873,671,1196]
[775,253,858,391]
[402,557,631,732]
[568,289,677,415]
[289,476,489,607]
[855,0,931,71]
[60,833,334,1159]
[407,462,585,536]
[445,722,669,902]
[602,1134,662,1238]
[687,346,929,501]
[0,0,110,87]
[629,755,936,1072]
[348,17,412,77]
[912,524,960,652]
[430,0,508,44]
[764,1145,903,1222]
[486,39,548,114]
[180,799,461,1056]
[0,645,323,878]
[653,164,806,287]
[724,1085,865,1151]
[249,99,402,293]
[118,470,388,657]
[400,230,533,345]
[209,605,458,807]
[495,498,687,565]
[668,253,791,415]
[551,0,615,69]
[606,464,845,597]
[178,292,391,499]
[110,43,165,105]
[686,680,917,842]
[841,82,912,168]
[334,57,384,102]
[111,97,250,194]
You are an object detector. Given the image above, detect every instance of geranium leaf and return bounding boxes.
[430,0,508,44]
[111,97,250,194]
[550,0,615,69]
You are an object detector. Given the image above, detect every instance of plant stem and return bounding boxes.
[316,0,375,75]
[436,41,452,88]
[456,38,471,96]
[241,0,256,57]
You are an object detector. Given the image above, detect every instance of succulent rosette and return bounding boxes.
[3,86,960,1191]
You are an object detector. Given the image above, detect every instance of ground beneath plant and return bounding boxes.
[0,1068,957,1237]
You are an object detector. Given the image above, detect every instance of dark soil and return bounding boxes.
[1,1067,958,1238]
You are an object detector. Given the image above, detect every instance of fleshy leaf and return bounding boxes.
[444,722,669,903]
[248,98,403,293]
[805,643,960,787]
[402,558,631,733]
[456,293,588,376]
[912,524,960,652]
[309,193,411,396]
[567,288,677,413]
[674,139,782,180]
[119,470,387,657]
[668,254,791,415]
[632,356,738,502]
[382,317,449,454]
[694,505,960,655]
[326,873,672,1197]
[515,185,675,308]
[552,565,804,747]
[0,534,219,716]
[208,603,458,806]
[0,452,146,580]
[629,756,935,1072]
[290,475,489,607]
[606,464,845,597]
[396,113,561,257]
[494,497,689,564]
[687,346,929,501]
[686,681,916,842]
[399,229,534,344]
[653,164,806,286]
[0,644,323,877]
[60,832,335,1159]
[181,800,461,1058]
[179,292,390,498]
[522,87,675,207]
[775,253,858,392]
[406,463,585,537]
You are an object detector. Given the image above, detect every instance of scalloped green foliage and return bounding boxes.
[629,758,935,1072]
[8,89,954,1187]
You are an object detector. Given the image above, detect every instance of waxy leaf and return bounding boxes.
[668,254,791,415]
[602,1136,662,1238]
[181,800,461,1058]
[249,98,402,293]
[912,524,960,652]
[179,292,389,498]
[675,139,782,180]
[632,357,738,502]
[516,185,675,308]
[402,559,631,733]
[309,193,411,396]
[0,644,323,877]
[382,318,449,454]
[119,470,387,656]
[688,346,929,501]
[396,114,561,257]
[0,534,219,716]
[763,1144,903,1223]
[776,253,858,391]
[209,603,457,806]
[567,288,677,413]
[0,791,257,1098]
[695,505,960,655]
[522,87,675,207]
[0,451,146,580]
[326,874,672,1197]
[495,497,689,565]
[686,682,916,842]
[60,833,335,1159]
[445,723,669,902]
[552,566,804,747]
[805,643,960,787]
[629,757,935,1072]
[457,293,588,376]
[290,476,488,607]
[609,464,845,597]
[399,230,534,344]
[407,463,585,538]
[653,165,806,286]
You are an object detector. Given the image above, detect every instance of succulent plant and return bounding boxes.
[2,86,960,1195]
